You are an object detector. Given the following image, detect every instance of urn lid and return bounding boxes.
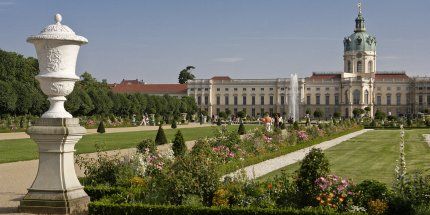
[27,14,88,44]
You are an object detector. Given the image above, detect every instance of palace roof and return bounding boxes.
[111,80,187,94]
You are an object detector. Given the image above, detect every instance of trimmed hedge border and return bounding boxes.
[84,185,123,201]
[88,202,365,215]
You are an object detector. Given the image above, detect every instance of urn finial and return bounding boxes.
[55,13,62,24]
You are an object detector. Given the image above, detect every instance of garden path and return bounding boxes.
[222,129,371,180]
[0,140,195,214]
[0,123,211,141]
[424,134,430,147]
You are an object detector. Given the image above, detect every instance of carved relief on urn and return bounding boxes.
[27,14,88,118]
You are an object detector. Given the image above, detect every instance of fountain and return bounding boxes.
[289,74,299,122]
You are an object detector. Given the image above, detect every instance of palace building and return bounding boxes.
[111,5,430,118]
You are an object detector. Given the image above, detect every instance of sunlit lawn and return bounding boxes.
[260,129,430,185]
[0,124,257,164]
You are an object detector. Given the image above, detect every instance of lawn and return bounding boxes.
[0,124,257,164]
[259,129,430,185]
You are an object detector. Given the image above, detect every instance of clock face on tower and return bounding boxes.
[356,52,363,58]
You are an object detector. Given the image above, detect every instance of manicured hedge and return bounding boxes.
[84,185,123,201]
[89,202,364,215]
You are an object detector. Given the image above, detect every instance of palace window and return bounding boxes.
[353,90,360,105]
[261,88,265,91]
[234,88,238,91]
[252,96,256,105]
[325,87,330,91]
[387,94,392,105]
[252,88,255,91]
[280,87,285,91]
[316,95,321,105]
[419,95,423,105]
[243,96,247,105]
[251,108,256,117]
[216,88,220,91]
[387,87,391,91]
[197,88,201,91]
[357,61,363,73]
[261,96,265,105]
[269,88,274,91]
[325,95,330,105]
[368,61,373,73]
[204,96,208,105]
[225,95,229,105]
[335,94,339,105]
[197,96,202,105]
[269,96,274,105]
[428,95,430,105]
[190,88,195,91]
[234,96,238,105]
[243,88,247,91]
[281,95,285,105]
[397,94,401,105]
[364,90,369,105]
[377,95,382,105]
[204,88,209,91]
[216,96,220,105]
[216,108,220,115]
[225,88,229,91]
[307,95,311,104]
[347,61,352,73]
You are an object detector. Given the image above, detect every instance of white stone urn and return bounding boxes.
[27,14,88,118]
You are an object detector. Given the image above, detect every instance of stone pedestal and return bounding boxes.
[19,118,89,214]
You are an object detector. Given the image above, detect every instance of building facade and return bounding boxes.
[112,5,430,118]
[187,6,430,118]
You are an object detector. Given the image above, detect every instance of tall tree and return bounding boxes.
[178,66,196,84]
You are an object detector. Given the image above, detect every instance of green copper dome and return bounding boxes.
[343,5,376,52]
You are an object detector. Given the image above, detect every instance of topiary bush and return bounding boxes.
[295,148,330,207]
[171,120,177,129]
[155,125,168,145]
[97,121,106,134]
[237,122,246,135]
[137,138,156,154]
[217,118,222,126]
[353,180,389,210]
[172,130,186,157]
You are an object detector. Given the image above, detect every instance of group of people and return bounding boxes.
[260,114,284,132]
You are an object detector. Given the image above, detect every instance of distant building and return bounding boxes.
[112,5,430,118]
[110,79,187,97]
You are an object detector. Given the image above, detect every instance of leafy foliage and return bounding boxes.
[155,125,168,145]
[295,148,330,207]
[172,130,186,157]
[178,66,196,84]
[137,139,156,154]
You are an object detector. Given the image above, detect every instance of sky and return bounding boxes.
[0,0,429,83]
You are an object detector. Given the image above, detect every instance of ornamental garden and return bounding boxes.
[1,10,430,215]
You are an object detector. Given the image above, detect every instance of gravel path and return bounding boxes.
[223,129,371,180]
[424,134,430,147]
[0,123,212,141]
[0,140,195,214]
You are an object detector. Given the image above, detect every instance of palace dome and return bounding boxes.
[343,9,376,52]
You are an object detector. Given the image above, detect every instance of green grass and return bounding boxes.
[218,127,363,175]
[259,129,430,185]
[0,125,257,164]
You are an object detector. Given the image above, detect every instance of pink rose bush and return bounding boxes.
[315,174,354,210]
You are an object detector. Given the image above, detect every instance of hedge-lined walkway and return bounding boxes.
[223,129,371,180]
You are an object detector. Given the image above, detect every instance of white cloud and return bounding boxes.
[212,57,244,63]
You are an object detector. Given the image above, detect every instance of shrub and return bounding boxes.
[279,122,285,130]
[237,123,246,135]
[217,118,222,126]
[155,125,168,145]
[171,120,177,129]
[97,121,106,134]
[172,130,186,157]
[295,148,330,207]
[315,175,355,211]
[292,121,299,130]
[84,185,123,201]
[367,199,388,215]
[88,201,351,215]
[353,180,388,209]
[137,138,156,154]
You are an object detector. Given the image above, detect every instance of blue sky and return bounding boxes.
[0,0,429,83]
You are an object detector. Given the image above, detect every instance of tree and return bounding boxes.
[296,148,330,207]
[171,120,177,129]
[178,66,196,84]
[172,130,186,157]
[353,108,365,118]
[0,81,17,114]
[375,109,386,120]
[237,110,246,119]
[97,121,105,134]
[155,124,167,145]
[313,109,323,119]
[218,111,227,120]
[237,122,246,135]
[333,112,341,118]
[305,108,311,115]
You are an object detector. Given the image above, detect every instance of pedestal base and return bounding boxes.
[19,118,89,214]
[19,192,89,214]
